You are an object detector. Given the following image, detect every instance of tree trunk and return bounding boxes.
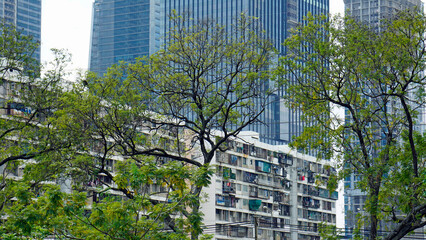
[191,205,200,240]
[369,184,380,240]
[191,185,204,240]
[369,211,378,240]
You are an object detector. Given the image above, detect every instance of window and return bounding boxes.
[354,196,360,204]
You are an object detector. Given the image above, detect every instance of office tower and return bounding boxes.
[89,0,329,146]
[343,0,425,238]
[89,0,160,76]
[344,0,423,24]
[163,0,329,146]
[0,0,42,62]
[201,131,337,240]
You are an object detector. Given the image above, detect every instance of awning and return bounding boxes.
[249,199,262,211]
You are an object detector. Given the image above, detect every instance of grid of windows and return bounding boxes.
[0,0,41,62]
[210,137,337,239]
[163,0,329,145]
[89,0,152,75]
[89,0,329,146]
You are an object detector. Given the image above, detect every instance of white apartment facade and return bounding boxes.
[201,132,338,240]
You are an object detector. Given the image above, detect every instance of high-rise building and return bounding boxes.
[343,1,425,239]
[201,131,338,240]
[344,0,423,25]
[0,0,42,62]
[163,0,329,146]
[89,0,159,75]
[89,0,329,146]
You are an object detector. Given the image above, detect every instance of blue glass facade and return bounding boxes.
[89,0,329,145]
[89,0,154,75]
[164,0,328,145]
[164,0,328,56]
[0,0,41,62]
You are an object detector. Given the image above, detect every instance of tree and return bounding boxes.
[0,20,72,223]
[1,14,274,239]
[280,11,426,240]
[0,22,39,78]
[0,23,79,237]
[84,13,273,239]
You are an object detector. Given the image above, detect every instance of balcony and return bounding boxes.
[229,154,239,166]
[308,186,319,197]
[273,192,290,204]
[307,210,322,221]
[243,171,258,184]
[223,167,236,180]
[222,183,236,194]
[279,204,291,216]
[249,190,258,198]
[273,179,282,188]
[278,153,293,166]
[255,160,271,173]
[258,178,271,186]
[302,197,320,209]
[281,179,291,190]
[258,188,270,199]
[249,146,267,159]
[216,195,236,208]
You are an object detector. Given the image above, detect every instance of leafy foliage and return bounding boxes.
[280,11,426,240]
[0,23,73,233]
[0,14,274,240]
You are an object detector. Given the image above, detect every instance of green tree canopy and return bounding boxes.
[280,11,426,240]
[0,22,78,239]
[1,14,275,240]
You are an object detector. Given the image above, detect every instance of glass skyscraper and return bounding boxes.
[0,0,42,62]
[89,0,329,145]
[89,0,159,75]
[162,0,329,146]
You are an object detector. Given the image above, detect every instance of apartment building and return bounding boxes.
[0,75,338,239]
[201,132,338,240]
